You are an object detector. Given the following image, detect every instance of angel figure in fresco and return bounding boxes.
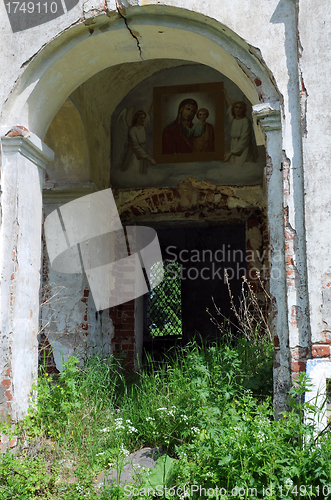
[116,99,156,175]
[223,88,254,167]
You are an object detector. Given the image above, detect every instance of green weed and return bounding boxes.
[1,340,331,499]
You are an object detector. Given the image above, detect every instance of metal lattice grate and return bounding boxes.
[147,260,182,337]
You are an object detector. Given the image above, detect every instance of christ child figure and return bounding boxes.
[190,107,214,153]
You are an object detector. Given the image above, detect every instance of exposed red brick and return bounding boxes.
[5,125,29,137]
[254,78,262,87]
[152,195,159,206]
[131,207,142,216]
[291,347,309,359]
[123,310,134,318]
[10,437,17,448]
[121,327,135,333]
[312,345,330,358]
[81,324,88,331]
[291,361,306,372]
[285,228,296,240]
[273,335,280,347]
[4,390,12,400]
[123,317,135,324]
[247,218,259,228]
[286,256,294,266]
[1,379,10,389]
[84,289,90,297]
[322,331,331,343]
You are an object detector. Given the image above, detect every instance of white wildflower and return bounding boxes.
[96,452,105,457]
[119,444,130,456]
[114,418,125,430]
[146,417,155,422]
[157,407,167,411]
[257,431,266,443]
[180,414,188,421]
[100,427,111,432]
[191,426,200,433]
[128,425,138,433]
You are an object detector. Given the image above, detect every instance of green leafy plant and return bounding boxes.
[2,333,331,499]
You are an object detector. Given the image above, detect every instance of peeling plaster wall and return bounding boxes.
[299,1,331,353]
[41,202,113,371]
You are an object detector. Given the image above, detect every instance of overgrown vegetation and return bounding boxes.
[1,279,331,499]
[0,336,331,499]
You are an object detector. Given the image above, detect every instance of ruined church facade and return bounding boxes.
[0,0,330,421]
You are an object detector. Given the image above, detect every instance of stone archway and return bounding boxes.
[0,6,286,421]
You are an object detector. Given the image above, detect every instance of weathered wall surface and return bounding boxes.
[44,99,90,185]
[41,200,113,371]
[299,1,331,354]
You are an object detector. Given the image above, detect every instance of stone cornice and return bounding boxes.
[1,133,54,170]
[252,102,282,132]
[43,188,98,204]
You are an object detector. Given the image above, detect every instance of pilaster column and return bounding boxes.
[253,103,291,414]
[0,128,54,421]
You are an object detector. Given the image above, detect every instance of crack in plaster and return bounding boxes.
[296,0,308,139]
[299,71,308,138]
[115,1,143,60]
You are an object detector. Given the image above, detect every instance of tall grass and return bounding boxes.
[1,337,330,499]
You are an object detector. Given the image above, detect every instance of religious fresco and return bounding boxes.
[110,64,265,189]
[153,82,224,164]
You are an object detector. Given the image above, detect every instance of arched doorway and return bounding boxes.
[0,6,286,420]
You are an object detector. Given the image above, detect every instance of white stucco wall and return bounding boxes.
[299,1,331,343]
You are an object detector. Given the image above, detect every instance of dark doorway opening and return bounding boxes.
[143,225,247,359]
